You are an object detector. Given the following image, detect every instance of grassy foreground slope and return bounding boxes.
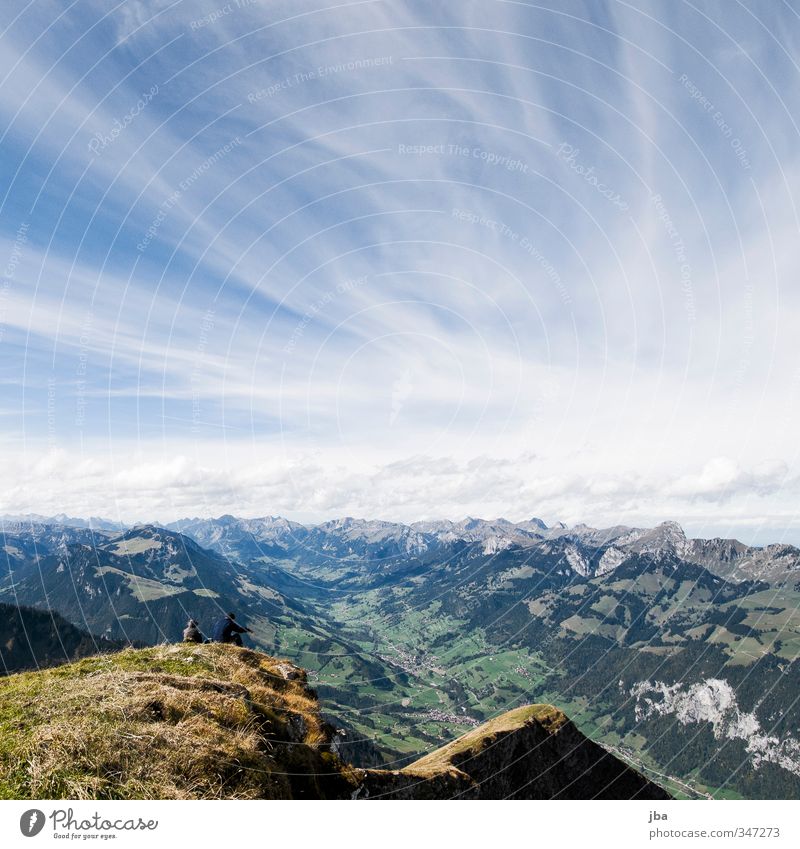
[0,644,356,800]
[0,645,668,800]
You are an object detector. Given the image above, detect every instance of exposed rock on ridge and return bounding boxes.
[360,703,670,799]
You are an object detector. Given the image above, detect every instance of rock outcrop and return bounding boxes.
[359,704,669,799]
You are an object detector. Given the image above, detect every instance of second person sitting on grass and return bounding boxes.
[211,611,252,646]
[182,618,205,643]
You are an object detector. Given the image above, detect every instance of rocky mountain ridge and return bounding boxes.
[167,514,800,585]
[6,512,798,584]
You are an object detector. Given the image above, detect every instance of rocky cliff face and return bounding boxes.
[359,704,669,799]
[0,644,668,800]
[631,678,800,777]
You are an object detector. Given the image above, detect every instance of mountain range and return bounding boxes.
[169,513,800,585]
[2,512,799,799]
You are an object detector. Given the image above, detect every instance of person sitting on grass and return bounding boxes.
[211,612,251,646]
[182,618,204,643]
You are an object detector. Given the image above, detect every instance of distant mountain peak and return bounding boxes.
[643,521,687,546]
[656,520,686,535]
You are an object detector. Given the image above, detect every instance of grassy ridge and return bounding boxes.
[0,644,356,800]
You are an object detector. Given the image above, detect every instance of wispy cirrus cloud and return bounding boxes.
[0,1,799,537]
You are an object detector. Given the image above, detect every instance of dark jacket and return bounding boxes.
[211,616,247,643]
[183,622,204,643]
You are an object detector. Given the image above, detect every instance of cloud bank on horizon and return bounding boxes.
[0,0,798,543]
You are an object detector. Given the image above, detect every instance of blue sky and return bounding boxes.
[0,0,799,542]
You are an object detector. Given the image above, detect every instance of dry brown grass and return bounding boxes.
[403,703,568,778]
[0,643,358,800]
